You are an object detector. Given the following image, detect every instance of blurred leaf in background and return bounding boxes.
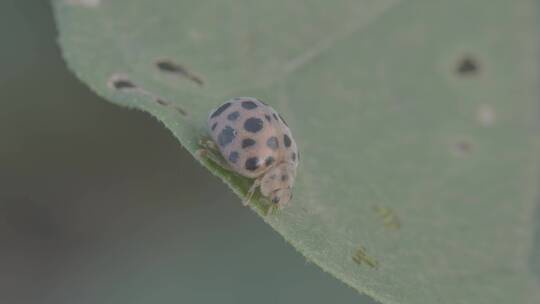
[53,0,540,303]
[0,1,370,304]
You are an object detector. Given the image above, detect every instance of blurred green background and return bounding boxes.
[0,2,374,303]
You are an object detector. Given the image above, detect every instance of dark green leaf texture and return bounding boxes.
[53,1,540,303]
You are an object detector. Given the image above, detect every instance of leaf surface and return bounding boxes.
[54,1,540,303]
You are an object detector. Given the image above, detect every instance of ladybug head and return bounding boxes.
[260,162,296,208]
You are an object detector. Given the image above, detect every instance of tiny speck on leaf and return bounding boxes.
[352,246,379,269]
[174,106,188,116]
[452,138,474,157]
[477,104,496,127]
[374,206,401,230]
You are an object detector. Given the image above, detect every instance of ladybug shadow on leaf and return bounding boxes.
[196,137,275,215]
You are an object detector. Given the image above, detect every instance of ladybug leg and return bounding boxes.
[198,137,219,151]
[265,204,277,216]
[196,138,233,171]
[242,177,261,207]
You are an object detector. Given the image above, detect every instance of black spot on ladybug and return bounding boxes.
[266,136,279,150]
[211,102,231,118]
[217,126,236,147]
[272,196,280,204]
[281,174,289,181]
[245,157,260,171]
[211,122,218,131]
[278,113,289,126]
[242,138,256,148]
[264,114,272,122]
[244,117,263,133]
[228,151,239,164]
[265,156,275,166]
[242,100,258,109]
[291,152,296,161]
[227,111,240,121]
[283,134,291,148]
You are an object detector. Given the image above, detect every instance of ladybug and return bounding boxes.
[199,97,299,211]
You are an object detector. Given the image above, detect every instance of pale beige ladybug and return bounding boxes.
[204,97,298,210]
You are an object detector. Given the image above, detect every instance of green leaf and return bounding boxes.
[53,0,540,303]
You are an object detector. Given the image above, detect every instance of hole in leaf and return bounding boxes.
[174,106,188,116]
[155,58,204,86]
[108,74,188,116]
[154,98,188,116]
[456,55,480,76]
[155,98,168,106]
[112,80,136,90]
[108,74,137,91]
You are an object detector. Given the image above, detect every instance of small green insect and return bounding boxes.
[198,97,299,211]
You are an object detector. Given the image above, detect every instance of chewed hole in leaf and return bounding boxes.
[108,74,138,91]
[155,98,168,106]
[456,55,480,76]
[155,58,204,86]
[154,98,187,115]
[107,74,188,116]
